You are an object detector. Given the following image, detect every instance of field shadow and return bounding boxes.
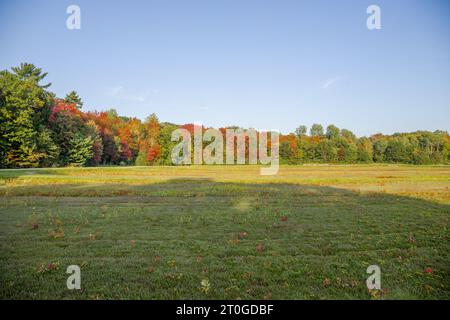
[0,176,449,299]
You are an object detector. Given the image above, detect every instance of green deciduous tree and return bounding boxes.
[326,124,340,140]
[357,137,373,163]
[384,139,412,163]
[310,124,324,137]
[295,125,307,138]
[340,129,356,142]
[372,139,387,162]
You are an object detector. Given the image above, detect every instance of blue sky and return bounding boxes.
[1,0,449,136]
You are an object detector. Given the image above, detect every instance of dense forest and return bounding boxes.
[1,63,449,168]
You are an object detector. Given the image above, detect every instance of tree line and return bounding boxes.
[0,63,449,168]
[281,125,449,165]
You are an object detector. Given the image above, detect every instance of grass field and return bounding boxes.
[0,165,449,299]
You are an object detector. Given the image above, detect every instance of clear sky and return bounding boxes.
[1,0,449,136]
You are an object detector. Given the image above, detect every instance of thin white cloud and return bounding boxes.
[108,86,124,97]
[107,86,149,102]
[322,76,344,90]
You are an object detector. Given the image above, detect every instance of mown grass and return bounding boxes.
[0,165,449,299]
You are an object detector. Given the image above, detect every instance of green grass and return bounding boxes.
[0,165,449,299]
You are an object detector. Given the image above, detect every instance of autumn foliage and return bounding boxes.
[1,63,449,168]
